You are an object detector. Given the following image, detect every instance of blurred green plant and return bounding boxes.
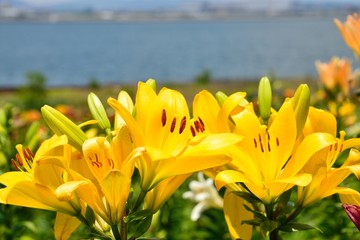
[17,71,47,110]
[194,69,211,85]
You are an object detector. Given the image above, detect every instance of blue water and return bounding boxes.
[0,17,355,87]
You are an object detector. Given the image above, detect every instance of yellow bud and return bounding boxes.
[145,78,157,92]
[41,105,87,151]
[215,91,228,107]
[292,84,310,136]
[88,93,111,130]
[115,90,134,130]
[258,76,272,122]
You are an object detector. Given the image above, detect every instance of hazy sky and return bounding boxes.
[14,0,360,10]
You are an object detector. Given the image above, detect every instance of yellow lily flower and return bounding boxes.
[55,125,143,225]
[108,81,241,191]
[297,131,360,207]
[0,135,81,215]
[215,99,338,204]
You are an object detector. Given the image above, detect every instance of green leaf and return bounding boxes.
[124,209,153,224]
[85,206,96,225]
[233,190,262,204]
[243,204,267,221]
[260,220,278,236]
[128,214,153,239]
[279,222,322,233]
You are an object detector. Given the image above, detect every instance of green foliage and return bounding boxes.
[17,71,47,110]
[194,69,211,85]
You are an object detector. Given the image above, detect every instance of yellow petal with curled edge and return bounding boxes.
[224,189,253,240]
[101,170,131,224]
[54,212,81,240]
[215,170,250,191]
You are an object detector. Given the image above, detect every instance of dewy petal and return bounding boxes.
[54,212,81,240]
[224,189,253,240]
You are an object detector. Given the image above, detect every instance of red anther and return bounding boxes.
[16,154,23,166]
[26,147,35,158]
[276,137,280,146]
[161,109,167,127]
[170,118,176,133]
[253,138,257,148]
[260,142,264,153]
[190,126,196,137]
[11,159,19,170]
[198,117,204,126]
[267,142,271,152]
[179,116,186,134]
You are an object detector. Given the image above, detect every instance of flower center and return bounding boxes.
[11,146,34,172]
[253,126,280,153]
[161,108,187,134]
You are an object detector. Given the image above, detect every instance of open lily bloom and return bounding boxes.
[297,131,360,207]
[55,125,143,225]
[0,135,81,215]
[108,81,241,192]
[215,99,338,204]
[295,106,360,207]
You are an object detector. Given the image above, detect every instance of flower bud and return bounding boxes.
[41,105,87,151]
[114,90,134,129]
[215,91,228,107]
[258,76,272,122]
[145,78,157,92]
[292,84,310,136]
[88,93,111,130]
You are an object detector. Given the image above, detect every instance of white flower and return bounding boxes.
[183,172,223,221]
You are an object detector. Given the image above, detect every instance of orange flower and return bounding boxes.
[335,14,360,57]
[315,57,352,96]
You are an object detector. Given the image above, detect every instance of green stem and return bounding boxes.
[131,190,147,213]
[111,224,122,240]
[287,206,303,223]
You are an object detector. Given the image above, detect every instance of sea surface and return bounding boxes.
[0,16,356,87]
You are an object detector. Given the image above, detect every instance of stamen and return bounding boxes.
[161,109,167,127]
[26,147,35,158]
[170,118,176,133]
[267,132,270,141]
[339,144,343,152]
[11,159,19,170]
[258,134,262,143]
[190,126,196,137]
[106,157,115,169]
[276,137,280,146]
[334,142,338,151]
[16,154,23,166]
[329,145,332,152]
[260,142,264,153]
[267,142,271,152]
[179,116,186,134]
[194,121,201,132]
[198,117,204,126]
[90,154,102,168]
[254,138,257,148]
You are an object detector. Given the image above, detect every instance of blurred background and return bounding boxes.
[0,0,359,88]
